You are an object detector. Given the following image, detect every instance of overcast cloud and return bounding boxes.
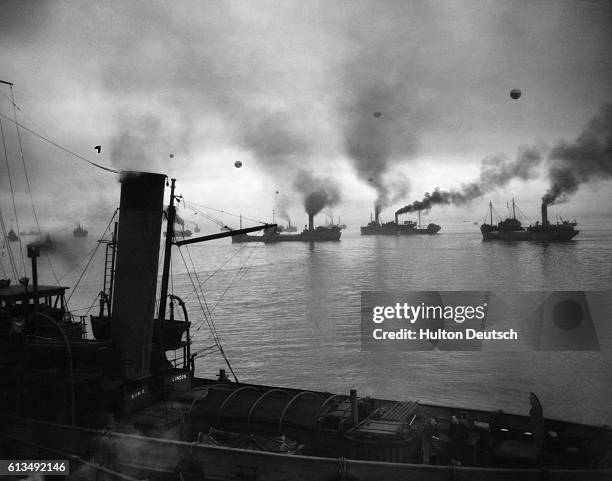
[1,0,611,232]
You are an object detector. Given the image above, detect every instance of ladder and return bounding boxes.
[99,222,117,317]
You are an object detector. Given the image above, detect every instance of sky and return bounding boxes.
[1,0,611,234]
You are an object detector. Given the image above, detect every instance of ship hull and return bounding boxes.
[361,224,441,236]
[2,377,610,481]
[482,229,580,242]
[232,234,263,243]
[264,229,341,242]
[360,228,398,236]
[3,419,610,481]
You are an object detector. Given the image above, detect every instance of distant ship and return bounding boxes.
[325,216,346,231]
[361,209,441,235]
[231,215,268,243]
[164,228,192,238]
[480,200,579,241]
[360,209,399,235]
[396,211,441,235]
[281,219,298,232]
[263,214,341,242]
[73,223,88,238]
[31,234,55,252]
[7,229,19,242]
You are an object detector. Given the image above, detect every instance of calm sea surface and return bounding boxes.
[23,225,612,426]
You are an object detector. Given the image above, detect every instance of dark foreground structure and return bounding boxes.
[1,173,609,480]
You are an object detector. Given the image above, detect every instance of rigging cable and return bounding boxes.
[66,209,118,307]
[6,86,63,285]
[180,241,249,303]
[206,243,259,317]
[183,200,269,227]
[514,203,533,224]
[0,208,18,279]
[183,244,217,327]
[0,110,118,175]
[0,249,7,278]
[0,115,26,276]
[0,89,111,194]
[176,245,238,382]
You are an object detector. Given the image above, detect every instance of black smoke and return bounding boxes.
[293,170,341,217]
[543,103,612,205]
[396,146,542,214]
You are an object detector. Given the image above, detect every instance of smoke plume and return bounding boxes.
[293,170,341,217]
[396,146,542,214]
[543,103,612,205]
[341,83,419,211]
[338,2,459,211]
[274,192,292,224]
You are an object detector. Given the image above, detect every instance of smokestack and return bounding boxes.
[394,213,398,225]
[308,214,314,231]
[350,389,359,426]
[375,206,380,225]
[541,202,548,226]
[27,245,40,305]
[111,171,166,379]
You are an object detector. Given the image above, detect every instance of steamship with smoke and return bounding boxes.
[231,213,339,243]
[263,212,341,242]
[361,207,441,235]
[1,172,610,481]
[481,199,579,242]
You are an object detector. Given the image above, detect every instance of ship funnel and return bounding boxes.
[308,214,314,231]
[541,202,549,226]
[394,213,398,225]
[375,206,380,225]
[111,171,166,379]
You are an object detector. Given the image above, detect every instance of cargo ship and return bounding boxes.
[1,173,610,480]
[7,229,19,242]
[231,215,270,243]
[263,213,341,242]
[360,208,399,235]
[361,208,441,236]
[481,200,579,242]
[279,218,298,232]
[73,223,88,238]
[395,211,441,235]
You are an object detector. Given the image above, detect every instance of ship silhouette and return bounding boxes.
[481,199,579,242]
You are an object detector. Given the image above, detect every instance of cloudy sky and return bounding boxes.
[1,0,611,233]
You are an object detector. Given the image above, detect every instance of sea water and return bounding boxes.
[26,225,612,427]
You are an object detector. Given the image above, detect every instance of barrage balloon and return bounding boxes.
[234,160,243,168]
[510,89,521,100]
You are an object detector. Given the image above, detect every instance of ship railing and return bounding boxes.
[168,348,188,370]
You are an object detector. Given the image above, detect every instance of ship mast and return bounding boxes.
[512,198,516,220]
[158,177,177,352]
[489,201,493,225]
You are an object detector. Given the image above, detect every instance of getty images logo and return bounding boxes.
[361,291,602,352]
